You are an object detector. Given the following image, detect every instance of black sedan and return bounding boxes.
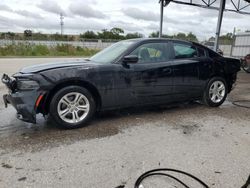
[2,38,241,129]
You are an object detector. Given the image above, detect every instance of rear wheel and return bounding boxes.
[50,86,96,129]
[203,77,228,107]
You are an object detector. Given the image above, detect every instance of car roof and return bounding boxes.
[124,38,218,54]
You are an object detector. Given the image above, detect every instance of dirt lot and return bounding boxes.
[0,58,249,188]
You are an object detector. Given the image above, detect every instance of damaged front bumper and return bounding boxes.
[2,74,42,124]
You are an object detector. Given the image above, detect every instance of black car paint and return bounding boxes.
[2,39,241,123]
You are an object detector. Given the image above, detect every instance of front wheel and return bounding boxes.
[203,77,228,107]
[49,86,96,129]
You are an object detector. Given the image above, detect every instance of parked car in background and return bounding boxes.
[241,53,250,73]
[2,38,241,129]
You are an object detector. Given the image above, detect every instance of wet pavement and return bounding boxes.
[0,58,249,188]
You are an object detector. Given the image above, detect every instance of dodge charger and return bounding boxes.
[2,39,241,128]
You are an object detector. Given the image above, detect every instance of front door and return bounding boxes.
[125,41,173,105]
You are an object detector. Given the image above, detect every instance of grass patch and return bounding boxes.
[0,44,99,57]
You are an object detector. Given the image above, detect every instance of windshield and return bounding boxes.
[90,40,135,64]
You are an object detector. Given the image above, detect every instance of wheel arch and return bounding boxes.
[209,60,237,93]
[39,80,102,115]
[208,72,235,93]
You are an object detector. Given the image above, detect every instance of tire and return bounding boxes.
[203,77,228,107]
[242,54,250,73]
[49,86,96,129]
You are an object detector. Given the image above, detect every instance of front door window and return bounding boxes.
[130,42,169,63]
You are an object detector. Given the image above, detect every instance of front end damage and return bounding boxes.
[2,73,44,123]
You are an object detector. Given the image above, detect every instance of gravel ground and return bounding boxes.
[0,58,249,188]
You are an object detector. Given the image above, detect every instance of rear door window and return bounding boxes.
[173,43,198,59]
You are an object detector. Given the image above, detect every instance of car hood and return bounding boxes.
[19,59,98,73]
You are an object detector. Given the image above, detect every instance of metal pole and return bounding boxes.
[230,27,236,57]
[159,0,164,38]
[214,0,226,51]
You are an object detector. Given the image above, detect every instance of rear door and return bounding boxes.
[170,41,206,99]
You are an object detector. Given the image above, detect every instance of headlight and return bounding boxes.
[17,80,39,91]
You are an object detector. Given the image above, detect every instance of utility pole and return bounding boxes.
[60,13,64,36]
[159,0,164,38]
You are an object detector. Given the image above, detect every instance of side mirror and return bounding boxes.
[123,55,138,64]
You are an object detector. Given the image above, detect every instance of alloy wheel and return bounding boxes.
[209,81,226,103]
[57,92,90,124]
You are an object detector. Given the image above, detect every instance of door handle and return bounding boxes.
[162,68,172,74]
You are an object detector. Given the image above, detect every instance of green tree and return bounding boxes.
[149,31,174,39]
[175,32,186,40]
[51,33,68,41]
[125,32,143,39]
[97,29,123,40]
[24,30,32,38]
[0,32,16,40]
[149,31,159,38]
[110,27,125,39]
[97,29,110,39]
[186,32,198,42]
[32,32,48,40]
[110,27,124,36]
[80,31,97,39]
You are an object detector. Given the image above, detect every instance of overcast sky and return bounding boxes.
[0,0,250,40]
